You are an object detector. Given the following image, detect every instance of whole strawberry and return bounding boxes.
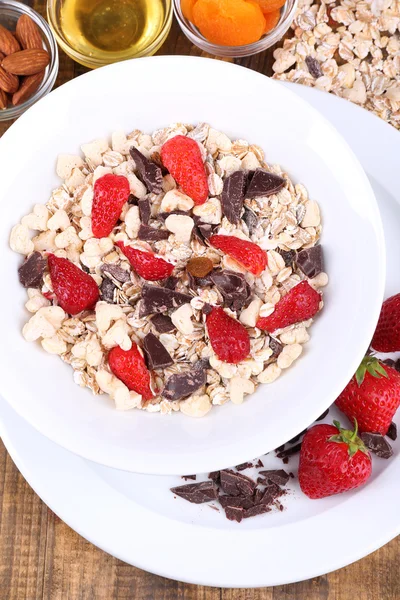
[335,356,400,435]
[48,254,99,315]
[109,344,153,401]
[209,234,267,276]
[161,135,208,205]
[92,174,130,238]
[257,280,320,332]
[206,306,250,364]
[299,421,372,499]
[116,242,174,281]
[371,293,400,352]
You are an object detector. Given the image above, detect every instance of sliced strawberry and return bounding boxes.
[109,344,153,401]
[161,135,208,205]
[209,234,267,276]
[206,306,250,364]
[116,242,174,281]
[92,174,130,238]
[371,293,400,353]
[48,254,99,315]
[257,281,320,332]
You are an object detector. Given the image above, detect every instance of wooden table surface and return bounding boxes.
[1,1,399,598]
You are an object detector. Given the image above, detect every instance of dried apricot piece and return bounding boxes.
[252,0,286,13]
[263,8,281,32]
[193,0,266,46]
[181,0,198,21]
[187,256,214,278]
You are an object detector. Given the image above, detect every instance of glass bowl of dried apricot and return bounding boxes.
[174,0,297,57]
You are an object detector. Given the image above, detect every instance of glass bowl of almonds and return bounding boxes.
[0,0,58,121]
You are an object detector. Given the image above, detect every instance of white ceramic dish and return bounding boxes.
[0,85,398,588]
[0,57,385,475]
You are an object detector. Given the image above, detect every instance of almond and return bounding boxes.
[0,66,19,93]
[0,87,8,109]
[1,49,50,76]
[12,71,44,106]
[0,24,21,55]
[16,15,43,50]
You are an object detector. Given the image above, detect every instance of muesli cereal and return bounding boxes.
[10,123,328,416]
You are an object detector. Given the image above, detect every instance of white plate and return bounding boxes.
[0,57,385,475]
[0,84,398,587]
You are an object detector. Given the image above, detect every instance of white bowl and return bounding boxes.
[0,57,385,475]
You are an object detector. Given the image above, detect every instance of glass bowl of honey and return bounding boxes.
[47,0,173,68]
[173,0,297,58]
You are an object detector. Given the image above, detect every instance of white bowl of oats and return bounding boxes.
[0,57,384,475]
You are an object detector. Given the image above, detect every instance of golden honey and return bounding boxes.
[59,0,166,61]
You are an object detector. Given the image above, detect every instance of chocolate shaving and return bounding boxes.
[130,146,163,194]
[210,271,250,311]
[100,263,131,283]
[143,332,174,370]
[246,168,285,199]
[276,443,302,460]
[316,408,330,421]
[277,249,296,267]
[244,504,271,518]
[287,428,308,445]
[162,360,208,401]
[305,56,323,79]
[242,207,258,235]
[100,277,116,303]
[138,198,151,224]
[221,170,247,224]
[139,284,192,317]
[360,432,393,459]
[296,245,324,279]
[387,422,397,441]
[225,506,244,523]
[163,276,179,290]
[235,462,253,471]
[220,470,256,497]
[18,252,46,288]
[128,194,138,205]
[158,210,188,221]
[258,469,290,486]
[255,459,264,468]
[182,475,196,481]
[269,337,283,359]
[137,224,169,242]
[171,481,218,504]
[151,314,176,334]
[192,216,218,241]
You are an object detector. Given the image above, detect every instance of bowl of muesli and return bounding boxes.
[0,57,385,474]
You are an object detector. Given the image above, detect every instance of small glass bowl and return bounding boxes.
[47,0,173,69]
[173,0,298,58]
[0,0,59,122]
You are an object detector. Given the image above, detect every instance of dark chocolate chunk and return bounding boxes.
[202,303,213,315]
[269,337,283,358]
[138,197,151,224]
[276,443,302,460]
[246,168,285,199]
[139,284,192,317]
[171,481,218,504]
[225,506,244,523]
[100,277,116,303]
[316,408,330,422]
[208,471,221,484]
[287,428,308,445]
[100,263,131,283]
[258,469,290,486]
[18,252,46,288]
[244,504,271,518]
[277,248,296,267]
[382,358,395,368]
[221,170,247,225]
[395,360,400,374]
[130,146,163,194]
[219,495,254,510]
[387,422,397,441]
[158,210,188,221]
[242,207,258,235]
[210,271,250,311]
[255,459,264,468]
[360,432,393,459]
[138,224,169,242]
[296,245,324,279]
[182,474,196,481]
[143,332,174,370]
[162,361,208,401]
[151,314,176,334]
[305,55,323,79]
[163,276,179,290]
[236,462,253,471]
[276,443,286,453]
[128,194,138,205]
[252,488,264,505]
[81,263,90,273]
[220,470,256,497]
[260,483,284,505]
[192,216,218,241]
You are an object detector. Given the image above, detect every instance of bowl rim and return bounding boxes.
[0,0,59,121]
[0,56,386,474]
[46,0,173,67]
